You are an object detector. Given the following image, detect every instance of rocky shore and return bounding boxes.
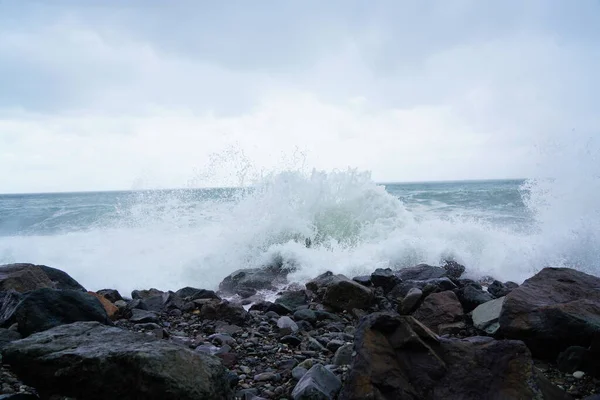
[0,261,599,399]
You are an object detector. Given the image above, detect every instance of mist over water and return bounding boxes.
[1,139,598,295]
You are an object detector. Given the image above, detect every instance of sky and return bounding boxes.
[1,0,599,193]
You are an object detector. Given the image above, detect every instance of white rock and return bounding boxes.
[573,371,585,379]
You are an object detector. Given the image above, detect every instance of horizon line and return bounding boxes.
[0,177,526,196]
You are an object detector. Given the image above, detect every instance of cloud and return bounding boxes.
[0,1,599,193]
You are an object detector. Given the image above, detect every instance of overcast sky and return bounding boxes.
[1,0,599,193]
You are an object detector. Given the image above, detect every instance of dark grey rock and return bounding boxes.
[249,301,292,315]
[326,339,345,352]
[131,288,163,300]
[0,328,21,349]
[235,287,257,298]
[557,346,600,377]
[352,275,371,286]
[332,343,353,365]
[175,287,220,301]
[1,321,233,400]
[129,309,159,324]
[456,284,494,312]
[472,297,505,335]
[370,268,400,293]
[292,364,342,400]
[200,299,248,325]
[275,290,309,310]
[134,322,162,330]
[292,366,308,380]
[399,287,422,314]
[209,333,236,346]
[280,335,302,347]
[294,309,317,323]
[0,288,110,336]
[306,272,373,312]
[442,260,466,279]
[219,266,289,294]
[396,264,447,281]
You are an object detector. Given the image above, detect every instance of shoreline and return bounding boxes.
[1,262,599,399]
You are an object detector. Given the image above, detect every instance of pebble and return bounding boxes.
[253,372,281,382]
[573,371,585,379]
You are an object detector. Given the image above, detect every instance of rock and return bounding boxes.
[87,292,119,320]
[399,287,422,314]
[352,275,371,286]
[219,267,287,294]
[280,335,302,347]
[396,264,447,281]
[472,296,505,335]
[235,287,257,298]
[412,290,464,334]
[456,284,494,312]
[292,366,308,380]
[1,321,233,399]
[176,287,220,300]
[557,346,600,377]
[97,289,123,303]
[209,333,236,346]
[0,288,110,336]
[135,322,162,330]
[388,278,457,299]
[306,272,373,312]
[131,288,164,300]
[487,280,513,298]
[370,268,400,293]
[249,301,292,315]
[332,343,353,365]
[339,312,556,400]
[291,364,341,400]
[294,309,317,323]
[35,265,86,291]
[0,328,21,349]
[442,260,466,279]
[0,395,39,399]
[200,299,248,325]
[275,290,309,310]
[277,316,299,334]
[499,267,600,359]
[326,339,345,352]
[573,371,585,379]
[253,372,280,382]
[139,291,184,313]
[129,309,159,324]
[0,264,54,292]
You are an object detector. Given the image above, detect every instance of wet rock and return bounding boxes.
[175,287,220,301]
[326,339,345,352]
[209,333,236,346]
[129,309,159,324]
[557,346,600,377]
[412,290,464,334]
[442,260,466,279]
[487,280,513,298]
[294,309,317,323]
[499,267,600,359]
[219,267,288,294]
[339,312,555,400]
[131,288,163,300]
[281,335,302,347]
[472,296,504,335]
[396,264,447,281]
[399,287,422,314]
[292,366,308,380]
[97,289,123,303]
[235,287,257,299]
[456,284,494,312]
[200,299,248,325]
[1,321,233,399]
[332,343,353,365]
[277,317,299,334]
[275,290,309,311]
[306,272,373,312]
[291,364,341,400]
[370,268,400,294]
[389,277,456,299]
[253,372,281,382]
[0,264,55,292]
[134,322,161,330]
[249,301,292,316]
[0,288,110,336]
[0,328,21,350]
[352,275,371,287]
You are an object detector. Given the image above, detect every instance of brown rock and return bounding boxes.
[306,272,373,312]
[412,291,464,334]
[88,292,119,320]
[0,264,54,293]
[499,267,600,359]
[339,312,567,400]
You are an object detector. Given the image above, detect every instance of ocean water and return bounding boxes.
[0,171,598,296]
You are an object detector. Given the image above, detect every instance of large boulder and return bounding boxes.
[219,267,288,294]
[0,328,21,350]
[200,299,248,325]
[306,272,373,312]
[339,312,566,400]
[0,263,85,292]
[396,264,447,281]
[1,321,233,400]
[291,364,342,400]
[370,268,401,294]
[499,267,600,359]
[176,287,220,301]
[0,288,110,336]
[412,291,464,334]
[275,290,309,311]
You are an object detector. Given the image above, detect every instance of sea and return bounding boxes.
[1,171,598,296]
